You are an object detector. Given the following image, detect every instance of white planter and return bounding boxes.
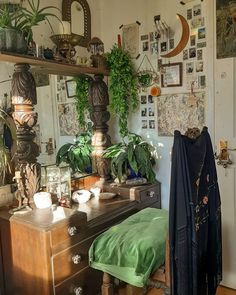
[0,184,14,207]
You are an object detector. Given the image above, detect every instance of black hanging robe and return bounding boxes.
[169,127,222,295]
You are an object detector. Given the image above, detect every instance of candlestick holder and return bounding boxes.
[50,34,80,64]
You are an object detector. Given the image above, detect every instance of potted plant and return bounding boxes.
[0,0,61,53]
[103,133,156,183]
[106,45,139,137]
[56,131,93,175]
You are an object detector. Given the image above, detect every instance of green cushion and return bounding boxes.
[89,208,168,287]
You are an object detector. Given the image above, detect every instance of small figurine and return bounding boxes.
[10,171,32,214]
[215,140,233,168]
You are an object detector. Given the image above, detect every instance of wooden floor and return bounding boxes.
[217,286,236,295]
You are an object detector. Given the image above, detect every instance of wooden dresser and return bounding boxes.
[0,182,161,295]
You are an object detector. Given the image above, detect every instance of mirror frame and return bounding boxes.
[62,0,91,48]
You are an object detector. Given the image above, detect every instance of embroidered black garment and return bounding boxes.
[169,127,222,295]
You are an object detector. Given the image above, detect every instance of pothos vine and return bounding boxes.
[106,45,139,137]
[74,74,92,130]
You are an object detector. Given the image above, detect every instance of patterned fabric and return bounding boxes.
[169,126,222,295]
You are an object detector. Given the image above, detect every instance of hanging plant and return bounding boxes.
[106,45,139,137]
[74,74,93,129]
[136,55,159,91]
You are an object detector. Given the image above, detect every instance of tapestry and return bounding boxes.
[216,0,236,58]
[122,23,139,58]
[58,103,80,136]
[157,92,205,136]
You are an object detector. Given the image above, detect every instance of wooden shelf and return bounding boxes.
[0,51,109,77]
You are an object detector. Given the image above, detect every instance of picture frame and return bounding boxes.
[65,79,76,98]
[161,62,183,87]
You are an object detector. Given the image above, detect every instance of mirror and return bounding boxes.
[62,0,91,48]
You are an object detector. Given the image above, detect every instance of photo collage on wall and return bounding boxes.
[140,94,156,130]
[140,32,159,56]
[184,3,206,90]
[56,75,80,136]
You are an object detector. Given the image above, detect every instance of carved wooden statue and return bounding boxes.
[89,74,111,183]
[11,64,40,206]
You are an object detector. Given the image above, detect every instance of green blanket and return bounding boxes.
[89,208,168,287]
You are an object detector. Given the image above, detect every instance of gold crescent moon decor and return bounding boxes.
[161,14,190,58]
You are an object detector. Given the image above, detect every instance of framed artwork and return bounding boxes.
[157,92,205,136]
[65,79,76,98]
[161,62,183,87]
[122,22,140,58]
[216,0,236,58]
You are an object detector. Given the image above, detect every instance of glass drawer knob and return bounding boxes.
[74,287,83,295]
[72,254,82,264]
[68,226,77,236]
[148,191,155,198]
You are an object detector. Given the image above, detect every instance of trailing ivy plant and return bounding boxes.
[106,45,139,137]
[74,74,93,129]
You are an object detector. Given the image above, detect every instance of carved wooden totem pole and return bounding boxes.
[11,63,40,207]
[89,74,111,183]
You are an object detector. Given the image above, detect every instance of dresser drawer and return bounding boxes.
[50,212,87,247]
[130,183,160,202]
[53,236,95,285]
[55,266,102,295]
[103,182,161,204]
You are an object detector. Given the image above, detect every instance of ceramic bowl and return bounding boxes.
[33,192,52,209]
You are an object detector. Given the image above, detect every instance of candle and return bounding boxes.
[59,21,71,35]
[117,34,121,48]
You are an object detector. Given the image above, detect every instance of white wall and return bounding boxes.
[0,0,219,211]
[100,0,213,209]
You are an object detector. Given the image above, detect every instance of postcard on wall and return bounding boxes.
[189,47,196,59]
[186,62,194,74]
[191,17,205,29]
[142,119,148,129]
[198,27,206,40]
[183,49,188,60]
[196,61,204,72]
[141,95,147,104]
[156,92,205,136]
[187,8,193,20]
[193,4,201,17]
[142,41,149,52]
[197,49,203,60]
[186,75,199,90]
[122,23,139,58]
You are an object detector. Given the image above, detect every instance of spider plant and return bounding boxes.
[15,0,62,45]
[0,1,61,46]
[0,5,13,28]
